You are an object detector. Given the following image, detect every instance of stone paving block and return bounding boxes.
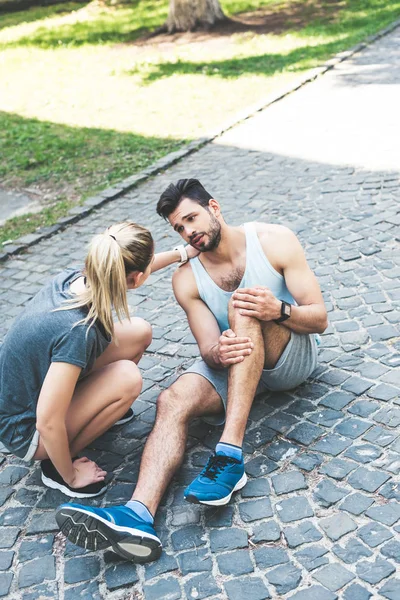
[289,586,337,600]
[348,467,391,492]
[267,562,302,594]
[380,540,400,563]
[25,511,59,534]
[64,580,102,600]
[356,557,396,585]
[365,502,400,526]
[245,456,278,477]
[209,528,247,552]
[0,527,20,548]
[291,452,323,471]
[0,465,29,485]
[217,548,254,575]
[287,423,324,445]
[341,377,374,395]
[18,555,56,588]
[363,425,398,446]
[313,563,355,591]
[308,408,343,427]
[275,496,314,522]
[357,522,394,547]
[379,578,400,600]
[204,505,234,527]
[253,546,289,569]
[367,384,399,402]
[334,417,373,439]
[348,400,380,418]
[105,562,139,591]
[380,481,400,502]
[344,443,382,463]
[283,521,323,548]
[241,477,271,497]
[339,492,374,515]
[266,411,298,433]
[184,573,221,599]
[374,407,400,428]
[320,391,355,410]
[145,552,178,579]
[319,457,356,479]
[314,479,349,507]
[177,549,210,576]
[271,470,307,495]
[320,513,357,541]
[295,545,329,571]
[171,525,205,551]
[332,538,372,563]
[64,556,101,584]
[342,583,372,600]
[224,577,271,600]
[18,535,54,562]
[311,433,352,456]
[264,439,298,462]
[239,497,273,521]
[0,573,13,598]
[0,489,13,508]
[251,520,281,543]
[0,551,13,572]
[144,576,181,600]
[0,506,30,526]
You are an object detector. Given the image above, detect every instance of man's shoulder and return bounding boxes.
[250,222,294,242]
[172,261,199,300]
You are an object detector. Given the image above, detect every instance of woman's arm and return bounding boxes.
[151,245,199,273]
[35,362,81,484]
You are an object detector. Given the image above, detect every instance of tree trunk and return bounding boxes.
[167,0,225,33]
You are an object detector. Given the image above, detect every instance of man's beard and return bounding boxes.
[193,214,222,252]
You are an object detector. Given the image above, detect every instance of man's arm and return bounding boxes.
[233,225,328,334]
[173,265,254,369]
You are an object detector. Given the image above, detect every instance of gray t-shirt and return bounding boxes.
[0,267,111,457]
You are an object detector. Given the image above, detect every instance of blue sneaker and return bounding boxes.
[184,453,247,506]
[55,503,162,563]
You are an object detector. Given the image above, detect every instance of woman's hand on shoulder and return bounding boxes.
[185,244,200,260]
[70,457,107,489]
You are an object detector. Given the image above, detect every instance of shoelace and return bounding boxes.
[201,454,238,481]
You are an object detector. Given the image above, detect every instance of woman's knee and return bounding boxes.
[132,318,152,350]
[111,360,143,402]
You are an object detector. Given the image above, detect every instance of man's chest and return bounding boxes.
[204,260,246,292]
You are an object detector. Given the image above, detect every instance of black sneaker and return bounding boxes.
[40,459,107,499]
[112,408,134,427]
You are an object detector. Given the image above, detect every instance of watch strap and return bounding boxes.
[173,245,188,264]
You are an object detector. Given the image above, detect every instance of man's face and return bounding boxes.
[168,198,222,252]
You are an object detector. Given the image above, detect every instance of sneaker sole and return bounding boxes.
[41,473,107,499]
[56,506,162,563]
[185,472,248,506]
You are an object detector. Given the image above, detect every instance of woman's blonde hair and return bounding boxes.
[66,222,154,338]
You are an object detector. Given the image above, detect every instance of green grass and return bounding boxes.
[1,0,400,245]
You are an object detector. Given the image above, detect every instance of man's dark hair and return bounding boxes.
[157,179,213,220]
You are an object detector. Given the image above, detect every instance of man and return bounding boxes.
[56,179,327,563]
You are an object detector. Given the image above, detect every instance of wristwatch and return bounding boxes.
[173,245,189,264]
[275,300,292,323]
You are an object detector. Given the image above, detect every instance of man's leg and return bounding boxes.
[220,300,291,447]
[56,374,223,561]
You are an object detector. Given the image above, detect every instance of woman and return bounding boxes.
[0,222,195,498]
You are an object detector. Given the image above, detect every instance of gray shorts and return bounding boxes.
[182,332,318,424]
[0,429,39,461]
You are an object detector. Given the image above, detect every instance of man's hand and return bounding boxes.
[232,286,281,321]
[212,329,254,367]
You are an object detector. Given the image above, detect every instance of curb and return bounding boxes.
[1,16,400,263]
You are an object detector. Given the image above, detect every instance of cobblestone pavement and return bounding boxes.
[1,25,400,600]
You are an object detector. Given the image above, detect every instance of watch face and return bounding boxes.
[283,303,291,317]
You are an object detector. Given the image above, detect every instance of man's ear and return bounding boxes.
[208,198,221,216]
[127,271,142,289]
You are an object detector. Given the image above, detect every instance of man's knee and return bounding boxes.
[228,296,259,330]
[156,387,193,422]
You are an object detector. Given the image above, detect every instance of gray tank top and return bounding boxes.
[190,222,295,333]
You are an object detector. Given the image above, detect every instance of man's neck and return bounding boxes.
[201,224,245,265]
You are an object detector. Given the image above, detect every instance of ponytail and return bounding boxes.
[62,222,154,338]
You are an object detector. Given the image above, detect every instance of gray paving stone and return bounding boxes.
[357,522,394,547]
[381,539,400,563]
[145,552,178,579]
[267,562,302,594]
[177,549,210,576]
[64,580,102,600]
[144,576,181,600]
[379,578,400,600]
[344,443,382,463]
[311,433,352,456]
[332,538,373,563]
[367,384,399,401]
[363,425,398,446]
[334,417,373,439]
[271,470,307,495]
[295,545,329,571]
[171,525,205,551]
[23,583,58,600]
[204,505,234,527]
[314,479,349,507]
[319,458,355,480]
[64,556,101,584]
[291,452,323,471]
[217,548,254,575]
[251,520,281,543]
[287,423,324,445]
[380,481,400,502]
[313,563,355,591]
[264,439,298,462]
[18,555,56,588]
[348,467,391,492]
[253,546,289,568]
[183,573,221,599]
[224,577,271,600]
[339,492,374,515]
[374,407,400,428]
[308,408,343,427]
[320,513,357,541]
[0,506,30,526]
[348,400,380,417]
[239,497,273,521]
[209,528,247,552]
[18,535,54,562]
[365,502,400,526]
[320,391,355,410]
[283,521,323,548]
[0,527,20,548]
[0,573,13,598]
[241,477,271,497]
[0,551,13,571]
[289,586,337,600]
[342,583,372,600]
[0,465,29,485]
[105,562,139,591]
[275,496,313,522]
[357,557,396,584]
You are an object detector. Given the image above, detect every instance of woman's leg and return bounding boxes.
[33,318,152,461]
